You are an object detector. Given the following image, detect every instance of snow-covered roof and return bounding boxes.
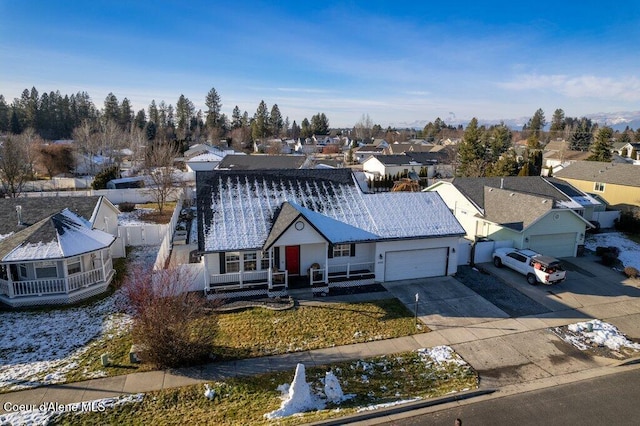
[197,169,464,252]
[2,209,115,262]
[187,152,226,163]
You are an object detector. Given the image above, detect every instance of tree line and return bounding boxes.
[0,86,334,147]
[453,108,640,178]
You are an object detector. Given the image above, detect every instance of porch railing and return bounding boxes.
[309,268,326,286]
[0,265,110,298]
[209,269,269,287]
[327,261,375,278]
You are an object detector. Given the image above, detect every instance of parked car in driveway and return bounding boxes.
[493,248,566,285]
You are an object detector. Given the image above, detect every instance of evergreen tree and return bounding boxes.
[148,100,159,125]
[310,112,329,135]
[175,95,194,139]
[0,95,9,132]
[119,98,133,130]
[134,109,146,129]
[10,108,22,134]
[231,106,242,129]
[549,108,565,140]
[300,118,311,139]
[269,104,283,137]
[587,126,613,162]
[204,87,222,130]
[569,118,593,151]
[487,123,512,161]
[457,118,486,177]
[103,93,120,124]
[291,120,300,139]
[252,100,270,140]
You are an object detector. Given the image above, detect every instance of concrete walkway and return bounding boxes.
[2,256,640,419]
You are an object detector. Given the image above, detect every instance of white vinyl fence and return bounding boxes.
[20,187,186,205]
[591,210,620,229]
[153,199,184,270]
[472,239,514,264]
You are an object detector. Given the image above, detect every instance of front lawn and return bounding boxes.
[213,298,426,359]
[53,347,477,426]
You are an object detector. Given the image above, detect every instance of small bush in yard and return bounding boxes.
[624,266,639,279]
[121,265,218,368]
[118,202,136,212]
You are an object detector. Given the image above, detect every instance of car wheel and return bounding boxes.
[493,257,503,268]
[526,274,537,285]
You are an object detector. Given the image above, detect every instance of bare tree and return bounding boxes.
[144,141,180,213]
[73,119,100,175]
[121,265,217,368]
[0,135,31,197]
[38,144,75,178]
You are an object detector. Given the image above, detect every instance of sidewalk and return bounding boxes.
[2,261,640,417]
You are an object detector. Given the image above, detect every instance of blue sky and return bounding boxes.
[1,1,639,128]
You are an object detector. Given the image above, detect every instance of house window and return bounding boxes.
[243,253,257,271]
[594,182,605,192]
[260,252,271,270]
[333,244,351,258]
[225,252,240,273]
[35,261,58,279]
[19,264,27,278]
[67,258,82,275]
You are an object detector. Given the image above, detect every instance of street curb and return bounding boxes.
[308,388,496,426]
[618,357,640,366]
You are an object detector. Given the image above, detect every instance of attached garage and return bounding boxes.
[384,248,448,281]
[528,233,577,258]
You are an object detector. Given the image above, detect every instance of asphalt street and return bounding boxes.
[372,367,640,426]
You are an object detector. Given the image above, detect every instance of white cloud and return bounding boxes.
[499,74,640,101]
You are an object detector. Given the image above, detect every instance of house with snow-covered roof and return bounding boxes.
[0,196,119,308]
[196,169,464,299]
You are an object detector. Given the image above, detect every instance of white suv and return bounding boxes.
[492,248,566,285]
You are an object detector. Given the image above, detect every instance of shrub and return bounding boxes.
[624,266,639,279]
[118,202,136,212]
[601,252,619,266]
[92,165,119,190]
[121,265,218,368]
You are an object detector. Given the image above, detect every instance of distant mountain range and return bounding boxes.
[393,111,640,132]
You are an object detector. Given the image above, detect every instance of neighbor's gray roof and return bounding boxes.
[0,196,102,235]
[217,154,306,170]
[554,161,640,187]
[483,187,553,231]
[196,169,464,252]
[0,209,115,261]
[450,176,575,210]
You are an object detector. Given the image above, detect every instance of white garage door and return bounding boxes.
[384,248,448,281]
[528,233,577,258]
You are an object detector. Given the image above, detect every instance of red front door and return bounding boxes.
[285,245,300,275]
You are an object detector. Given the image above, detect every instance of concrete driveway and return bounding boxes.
[478,254,640,340]
[383,256,640,387]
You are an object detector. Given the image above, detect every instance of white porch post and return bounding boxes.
[100,249,106,280]
[268,267,273,289]
[203,255,210,294]
[325,243,329,284]
[62,259,70,294]
[7,265,15,299]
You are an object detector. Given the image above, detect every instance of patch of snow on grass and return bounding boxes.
[585,231,640,271]
[566,319,640,351]
[0,393,144,426]
[117,208,156,225]
[418,345,469,366]
[0,294,133,391]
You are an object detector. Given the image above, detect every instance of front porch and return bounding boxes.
[206,260,375,299]
[0,254,115,308]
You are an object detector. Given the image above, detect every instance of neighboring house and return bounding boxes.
[362,155,425,181]
[383,143,433,155]
[554,161,640,207]
[196,169,464,298]
[353,145,384,163]
[0,196,119,307]
[372,139,389,149]
[185,145,238,172]
[619,142,640,161]
[426,176,596,257]
[542,139,591,170]
[216,154,307,170]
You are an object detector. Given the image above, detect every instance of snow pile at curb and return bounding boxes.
[566,319,640,351]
